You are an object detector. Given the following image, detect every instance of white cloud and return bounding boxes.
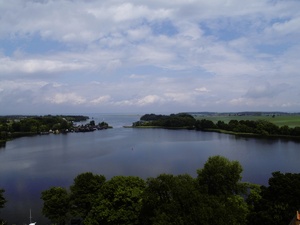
[90,95,111,105]
[0,0,300,113]
[46,93,86,105]
[136,95,163,106]
[195,87,209,93]
[115,95,164,107]
[270,17,300,36]
[0,57,85,74]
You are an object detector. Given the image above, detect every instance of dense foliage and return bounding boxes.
[0,156,299,224]
[248,171,300,225]
[134,113,196,128]
[41,187,70,225]
[38,155,300,225]
[0,189,6,223]
[195,118,300,138]
[0,115,89,143]
[0,189,6,209]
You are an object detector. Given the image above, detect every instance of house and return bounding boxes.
[289,211,300,225]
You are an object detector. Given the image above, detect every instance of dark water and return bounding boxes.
[0,114,300,224]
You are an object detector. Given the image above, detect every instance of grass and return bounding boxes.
[195,115,300,128]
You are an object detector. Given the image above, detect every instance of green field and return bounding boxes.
[195,115,300,128]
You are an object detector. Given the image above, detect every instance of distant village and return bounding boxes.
[42,120,111,134]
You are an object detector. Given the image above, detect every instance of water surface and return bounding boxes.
[0,114,299,224]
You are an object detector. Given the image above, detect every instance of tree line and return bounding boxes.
[1,156,299,225]
[0,115,89,143]
[133,113,300,138]
[195,118,300,137]
[38,156,300,225]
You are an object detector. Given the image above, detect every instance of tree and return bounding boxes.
[140,174,203,225]
[0,189,6,209]
[69,172,106,219]
[255,120,279,135]
[195,119,216,130]
[41,187,70,225]
[85,176,145,225]
[279,125,291,136]
[99,121,109,128]
[216,120,229,130]
[291,126,300,136]
[197,155,244,197]
[197,156,249,225]
[249,171,300,225]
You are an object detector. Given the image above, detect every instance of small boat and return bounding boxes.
[29,209,36,225]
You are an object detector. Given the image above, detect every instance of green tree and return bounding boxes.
[279,125,291,136]
[140,174,203,225]
[41,187,70,225]
[291,126,300,136]
[255,120,279,135]
[85,176,145,225]
[195,119,216,130]
[249,171,300,225]
[197,156,249,225]
[69,172,106,219]
[197,155,244,197]
[216,120,229,130]
[245,183,262,211]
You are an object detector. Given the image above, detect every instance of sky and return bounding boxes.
[0,0,300,115]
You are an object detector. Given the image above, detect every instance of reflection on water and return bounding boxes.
[1,114,300,224]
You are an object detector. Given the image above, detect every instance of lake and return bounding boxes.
[1,114,300,224]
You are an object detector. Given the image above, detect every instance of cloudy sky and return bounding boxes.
[0,0,299,114]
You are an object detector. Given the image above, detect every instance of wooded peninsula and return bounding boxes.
[0,115,110,146]
[131,112,300,140]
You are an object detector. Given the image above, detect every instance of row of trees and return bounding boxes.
[133,113,300,138]
[195,119,300,137]
[37,156,300,225]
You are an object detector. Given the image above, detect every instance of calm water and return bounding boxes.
[0,114,300,224]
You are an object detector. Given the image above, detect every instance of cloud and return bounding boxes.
[46,93,86,105]
[195,87,210,93]
[114,95,164,107]
[0,56,86,74]
[90,95,111,105]
[245,82,290,99]
[0,0,300,113]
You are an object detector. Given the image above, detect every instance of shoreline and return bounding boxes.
[125,125,300,142]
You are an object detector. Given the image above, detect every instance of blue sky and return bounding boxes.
[0,0,299,114]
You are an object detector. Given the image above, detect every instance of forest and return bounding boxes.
[1,156,299,225]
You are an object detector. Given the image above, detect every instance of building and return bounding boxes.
[289,211,300,225]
